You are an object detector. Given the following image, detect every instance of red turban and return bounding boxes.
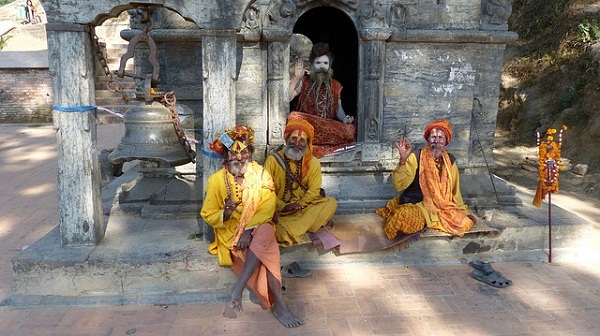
[424,120,452,145]
[284,119,314,177]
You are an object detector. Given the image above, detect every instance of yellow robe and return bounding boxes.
[264,150,337,247]
[200,161,276,266]
[383,150,473,236]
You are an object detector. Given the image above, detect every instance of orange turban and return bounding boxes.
[424,119,452,145]
[284,119,314,177]
[284,119,314,141]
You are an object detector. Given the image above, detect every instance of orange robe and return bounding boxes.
[377,146,474,237]
[291,76,356,157]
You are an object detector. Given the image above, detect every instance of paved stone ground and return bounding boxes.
[1,123,600,336]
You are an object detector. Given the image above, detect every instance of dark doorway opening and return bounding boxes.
[292,7,358,117]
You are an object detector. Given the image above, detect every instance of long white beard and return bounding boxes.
[284,145,306,161]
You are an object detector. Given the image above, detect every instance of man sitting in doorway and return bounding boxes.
[289,43,356,157]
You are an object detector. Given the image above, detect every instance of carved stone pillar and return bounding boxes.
[358,28,390,161]
[46,23,103,246]
[200,29,237,240]
[263,29,291,148]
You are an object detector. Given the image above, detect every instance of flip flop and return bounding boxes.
[469,260,495,275]
[281,262,312,278]
[471,269,512,288]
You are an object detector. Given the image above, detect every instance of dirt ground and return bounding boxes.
[492,130,600,209]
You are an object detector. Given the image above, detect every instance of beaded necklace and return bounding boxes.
[283,157,302,203]
[224,170,242,212]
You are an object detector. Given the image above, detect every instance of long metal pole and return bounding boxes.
[548,191,552,263]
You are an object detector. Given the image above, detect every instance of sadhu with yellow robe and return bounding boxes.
[200,125,303,328]
[376,120,476,238]
[264,119,338,247]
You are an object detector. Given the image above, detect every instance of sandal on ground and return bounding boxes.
[469,260,495,275]
[471,269,512,288]
[281,262,312,278]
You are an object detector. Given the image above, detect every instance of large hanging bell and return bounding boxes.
[108,101,194,167]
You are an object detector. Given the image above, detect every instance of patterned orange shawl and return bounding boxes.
[418,145,471,236]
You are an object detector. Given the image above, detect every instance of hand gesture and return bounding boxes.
[293,58,306,80]
[223,195,241,221]
[280,202,305,216]
[396,137,412,160]
[342,115,354,124]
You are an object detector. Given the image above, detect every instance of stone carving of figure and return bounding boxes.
[244,7,260,31]
[389,3,406,31]
[483,0,512,25]
[367,118,379,141]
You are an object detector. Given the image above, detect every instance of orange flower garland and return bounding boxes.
[533,125,567,207]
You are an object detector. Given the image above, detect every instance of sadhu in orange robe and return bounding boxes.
[376,145,475,238]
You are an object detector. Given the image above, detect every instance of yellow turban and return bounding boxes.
[424,119,452,145]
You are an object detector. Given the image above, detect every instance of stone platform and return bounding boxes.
[2,168,593,307]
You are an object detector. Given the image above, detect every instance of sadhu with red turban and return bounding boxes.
[376,119,476,238]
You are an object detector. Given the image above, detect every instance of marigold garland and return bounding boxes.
[533,125,567,207]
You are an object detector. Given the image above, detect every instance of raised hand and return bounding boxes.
[396,137,412,161]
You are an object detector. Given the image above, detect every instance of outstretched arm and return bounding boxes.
[289,59,305,101]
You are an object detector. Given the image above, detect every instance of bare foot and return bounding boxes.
[223,303,237,319]
[223,287,244,318]
[271,297,304,328]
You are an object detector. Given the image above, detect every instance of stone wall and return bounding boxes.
[0,68,53,123]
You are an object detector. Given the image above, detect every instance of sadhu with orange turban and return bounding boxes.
[376,119,476,237]
[264,118,338,249]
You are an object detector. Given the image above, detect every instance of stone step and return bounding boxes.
[1,170,593,306]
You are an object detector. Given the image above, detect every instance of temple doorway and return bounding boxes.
[293,7,358,118]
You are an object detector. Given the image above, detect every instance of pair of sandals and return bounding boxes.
[281,261,312,278]
[469,260,512,288]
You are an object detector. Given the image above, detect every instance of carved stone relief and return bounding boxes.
[241,5,261,41]
[389,3,406,32]
[481,0,512,29]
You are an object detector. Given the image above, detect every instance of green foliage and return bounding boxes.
[0,35,12,50]
[0,0,16,7]
[577,19,600,44]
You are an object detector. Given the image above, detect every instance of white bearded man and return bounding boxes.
[264,119,338,256]
[289,43,356,157]
[200,125,303,328]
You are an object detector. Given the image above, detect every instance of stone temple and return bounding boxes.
[40,0,517,246]
[8,1,594,305]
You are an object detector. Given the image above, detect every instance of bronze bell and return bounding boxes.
[108,101,195,167]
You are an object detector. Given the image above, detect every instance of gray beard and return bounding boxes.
[284,145,306,161]
[311,68,333,88]
[227,159,249,177]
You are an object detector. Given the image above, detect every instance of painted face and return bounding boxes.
[284,130,308,161]
[428,128,447,148]
[225,146,251,176]
[312,55,330,71]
